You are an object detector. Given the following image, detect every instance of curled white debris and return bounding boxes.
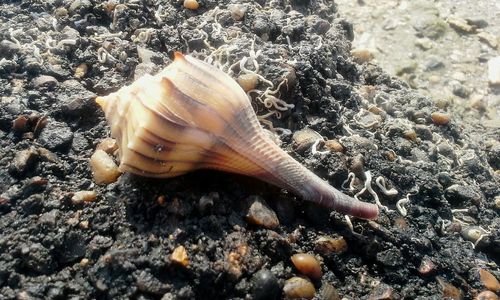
[97,47,116,64]
[341,172,356,191]
[311,34,322,50]
[396,193,412,216]
[355,171,390,212]
[311,139,329,155]
[375,176,398,196]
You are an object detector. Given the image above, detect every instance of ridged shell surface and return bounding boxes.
[96,53,379,219]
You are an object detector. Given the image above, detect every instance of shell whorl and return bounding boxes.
[96,53,379,220]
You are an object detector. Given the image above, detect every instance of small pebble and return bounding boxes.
[324,140,344,152]
[198,192,217,214]
[437,276,462,300]
[477,32,498,49]
[74,63,88,78]
[318,283,340,300]
[90,149,121,185]
[183,0,199,10]
[429,75,441,84]
[394,217,408,229]
[291,253,322,280]
[12,115,28,133]
[66,211,81,226]
[39,210,58,227]
[487,56,500,86]
[447,16,475,33]
[451,81,470,98]
[0,40,21,58]
[476,290,499,300]
[80,258,90,267]
[431,112,450,125]
[403,129,417,141]
[245,196,279,229]
[368,105,383,114]
[137,47,156,64]
[314,236,347,255]
[10,147,39,175]
[171,246,189,267]
[418,17,447,40]
[33,75,58,89]
[479,269,500,292]
[425,55,444,70]
[461,226,488,243]
[451,71,467,82]
[414,125,433,140]
[384,150,397,161]
[469,94,486,111]
[228,4,246,21]
[69,0,92,14]
[237,73,258,92]
[283,277,316,299]
[415,37,433,50]
[17,291,30,300]
[369,283,395,300]
[466,18,489,28]
[156,195,166,205]
[494,196,500,210]
[437,143,454,156]
[37,120,74,150]
[96,138,118,154]
[445,184,482,205]
[251,269,280,300]
[79,220,90,229]
[71,191,97,205]
[396,61,417,76]
[350,48,374,63]
[292,128,323,153]
[33,116,48,136]
[418,258,436,276]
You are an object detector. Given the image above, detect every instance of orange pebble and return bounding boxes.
[291,253,322,280]
[183,0,199,10]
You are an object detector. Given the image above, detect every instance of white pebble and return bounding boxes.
[488,56,500,86]
[90,149,121,184]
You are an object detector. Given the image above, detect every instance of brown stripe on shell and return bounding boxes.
[137,129,265,175]
[173,53,249,109]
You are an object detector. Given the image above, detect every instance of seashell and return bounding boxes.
[95,53,379,219]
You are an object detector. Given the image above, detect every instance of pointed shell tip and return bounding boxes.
[173,52,185,61]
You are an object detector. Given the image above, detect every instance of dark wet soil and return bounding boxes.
[0,0,499,299]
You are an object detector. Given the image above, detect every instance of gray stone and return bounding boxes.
[38,209,58,227]
[10,147,39,175]
[245,196,279,229]
[0,40,20,58]
[414,125,433,140]
[451,81,470,98]
[425,55,444,70]
[58,80,96,115]
[376,248,404,267]
[37,120,73,151]
[33,75,58,89]
[251,269,280,300]
[445,184,482,205]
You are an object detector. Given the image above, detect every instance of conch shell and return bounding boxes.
[96,53,379,219]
